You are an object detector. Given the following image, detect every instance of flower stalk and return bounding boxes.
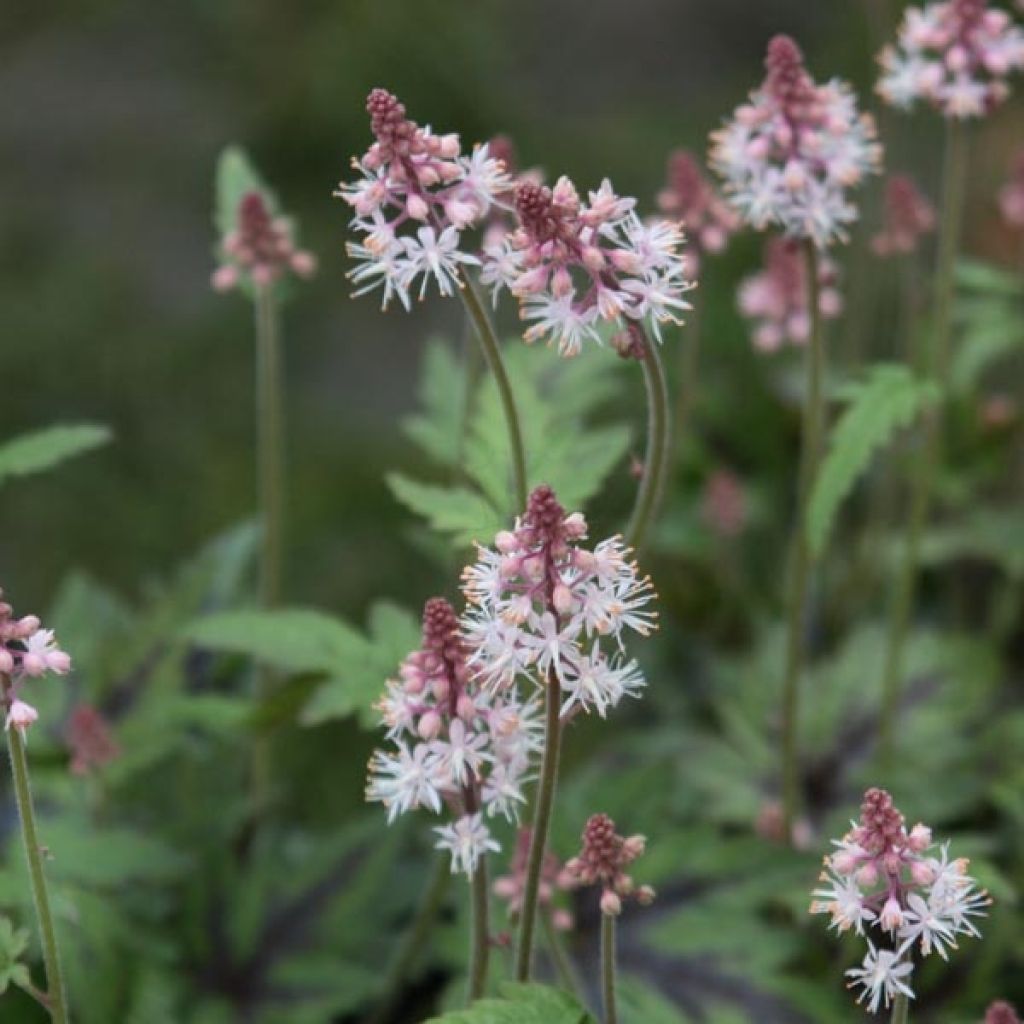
[779,240,827,837]
[878,121,968,768]
[891,991,911,1024]
[601,912,618,1024]
[466,853,490,1002]
[4,677,68,1024]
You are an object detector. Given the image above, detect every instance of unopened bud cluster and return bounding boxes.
[492,826,574,931]
[337,89,510,310]
[563,813,654,916]
[212,191,316,292]
[460,484,656,719]
[811,788,989,1014]
[872,174,936,256]
[0,589,72,737]
[711,34,882,247]
[878,0,1024,118]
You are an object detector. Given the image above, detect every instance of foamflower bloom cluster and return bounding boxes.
[811,788,990,1014]
[999,148,1024,230]
[366,597,541,877]
[0,590,72,737]
[493,826,574,932]
[877,0,1024,118]
[211,191,317,292]
[336,88,510,310]
[563,813,655,917]
[872,174,936,256]
[480,176,694,356]
[656,149,740,273]
[710,34,882,247]
[460,484,656,719]
[738,237,842,352]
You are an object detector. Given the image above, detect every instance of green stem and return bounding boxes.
[540,913,584,1000]
[624,332,672,554]
[459,276,528,511]
[600,913,618,1024]
[780,240,827,840]
[877,121,968,770]
[255,284,285,610]
[890,991,910,1024]
[514,668,563,981]
[5,687,69,1023]
[466,852,490,1003]
[363,854,450,1024]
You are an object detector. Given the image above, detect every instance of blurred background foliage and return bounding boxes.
[1,1,1023,1022]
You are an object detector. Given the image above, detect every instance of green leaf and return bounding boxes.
[402,339,470,466]
[0,916,30,995]
[214,145,275,239]
[808,364,938,557]
[424,982,595,1024]
[386,474,505,547]
[0,423,111,486]
[956,258,1024,297]
[183,607,364,676]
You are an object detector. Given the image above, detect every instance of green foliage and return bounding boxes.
[182,600,420,728]
[808,364,938,556]
[0,423,111,487]
[0,917,30,996]
[424,983,595,1024]
[389,339,631,544]
[953,259,1024,393]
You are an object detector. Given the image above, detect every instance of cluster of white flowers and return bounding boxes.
[480,177,693,356]
[811,788,989,1014]
[336,88,509,311]
[0,589,72,737]
[365,597,541,876]
[877,0,1024,118]
[460,484,655,718]
[710,34,882,247]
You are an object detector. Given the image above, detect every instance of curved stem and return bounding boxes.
[514,667,563,981]
[624,333,672,554]
[363,854,450,1024]
[780,241,826,840]
[5,700,69,1023]
[459,276,528,511]
[466,856,490,1003]
[600,913,618,1024]
[877,121,968,770]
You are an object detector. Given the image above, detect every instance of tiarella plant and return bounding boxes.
[812,788,989,1018]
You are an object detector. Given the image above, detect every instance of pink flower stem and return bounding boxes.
[458,275,528,511]
[514,664,563,981]
[878,121,969,770]
[624,328,672,554]
[780,240,827,839]
[3,675,69,1023]
[601,912,618,1024]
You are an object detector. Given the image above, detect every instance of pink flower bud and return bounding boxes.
[21,655,45,677]
[552,584,573,616]
[831,850,859,875]
[636,885,656,905]
[600,889,622,916]
[5,699,38,735]
[880,897,903,932]
[456,694,476,721]
[495,530,518,554]
[563,512,587,538]
[910,859,936,886]
[0,649,13,674]
[417,710,442,740]
[907,824,932,852]
[439,134,461,159]
[622,834,647,860]
[46,651,72,675]
[856,862,879,887]
[211,265,239,292]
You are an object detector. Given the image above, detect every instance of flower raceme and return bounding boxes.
[563,813,654,917]
[336,88,510,311]
[710,34,882,247]
[737,236,842,352]
[0,590,72,737]
[211,190,317,293]
[872,174,937,257]
[877,0,1024,118]
[460,485,656,719]
[365,597,541,876]
[811,788,990,1014]
[480,176,695,356]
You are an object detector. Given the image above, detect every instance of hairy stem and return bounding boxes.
[466,834,490,1002]
[514,667,563,981]
[780,240,826,839]
[459,276,528,511]
[624,332,672,554]
[5,693,69,1023]
[363,855,450,1024]
[878,121,968,769]
[601,913,618,1024]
